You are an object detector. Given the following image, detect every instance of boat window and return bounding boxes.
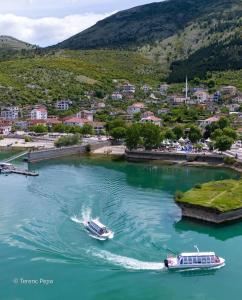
[211,256,215,263]
[193,257,197,264]
[202,257,206,264]
[188,257,192,264]
[206,257,211,263]
[197,257,201,263]
[180,258,183,264]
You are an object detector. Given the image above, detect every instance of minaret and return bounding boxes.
[185,76,188,101]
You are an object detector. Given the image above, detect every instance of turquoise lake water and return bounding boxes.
[1,155,242,300]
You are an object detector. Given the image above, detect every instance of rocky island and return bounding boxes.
[176,179,242,224]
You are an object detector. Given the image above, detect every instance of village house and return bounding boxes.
[158,108,170,115]
[76,110,93,122]
[194,91,210,103]
[122,83,136,94]
[198,116,220,128]
[55,99,72,111]
[127,103,145,115]
[142,111,154,118]
[28,119,47,127]
[221,86,237,96]
[141,116,161,126]
[0,121,12,135]
[111,92,123,101]
[141,84,151,93]
[213,91,221,102]
[159,83,169,95]
[63,117,88,127]
[1,106,20,120]
[30,107,48,120]
[90,122,106,134]
[172,95,190,105]
[46,116,62,127]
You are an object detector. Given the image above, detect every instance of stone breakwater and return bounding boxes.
[27,142,111,162]
[125,149,225,164]
[176,202,242,224]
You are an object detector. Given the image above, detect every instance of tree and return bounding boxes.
[172,125,184,140]
[110,127,127,140]
[106,118,126,132]
[223,127,237,141]
[141,123,161,150]
[29,124,48,133]
[125,124,141,150]
[188,125,202,143]
[54,133,82,148]
[164,128,176,140]
[211,128,223,140]
[214,135,233,152]
[81,124,94,135]
[218,116,230,129]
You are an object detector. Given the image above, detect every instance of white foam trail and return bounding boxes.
[71,207,92,225]
[82,207,91,223]
[91,250,165,270]
[70,215,83,224]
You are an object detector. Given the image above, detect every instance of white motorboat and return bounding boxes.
[164,246,225,270]
[84,218,113,240]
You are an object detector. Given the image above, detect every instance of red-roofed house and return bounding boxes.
[63,117,88,127]
[31,107,48,120]
[141,116,161,126]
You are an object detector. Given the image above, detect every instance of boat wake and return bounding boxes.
[70,206,92,225]
[91,249,165,270]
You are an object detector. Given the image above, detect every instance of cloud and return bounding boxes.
[0,12,114,47]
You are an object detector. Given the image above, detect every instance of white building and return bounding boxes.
[76,110,93,122]
[159,84,169,95]
[1,106,19,120]
[194,91,210,103]
[111,92,123,100]
[141,84,151,93]
[127,103,145,114]
[221,86,237,96]
[122,83,136,94]
[55,100,72,111]
[0,124,12,135]
[31,107,48,120]
[198,116,220,128]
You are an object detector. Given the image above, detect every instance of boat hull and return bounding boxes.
[83,222,113,240]
[164,257,225,270]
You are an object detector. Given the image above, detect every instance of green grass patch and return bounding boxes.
[177,179,242,212]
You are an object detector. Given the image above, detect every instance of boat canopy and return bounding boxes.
[180,252,215,257]
[92,219,106,229]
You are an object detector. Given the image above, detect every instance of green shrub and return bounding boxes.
[55,133,82,148]
[175,191,184,200]
[24,136,32,142]
[223,156,236,165]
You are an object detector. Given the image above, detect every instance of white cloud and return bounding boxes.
[0,12,114,47]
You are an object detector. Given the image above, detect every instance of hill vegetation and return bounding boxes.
[54,0,242,77]
[0,50,163,106]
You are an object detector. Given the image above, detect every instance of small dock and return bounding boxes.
[11,168,39,176]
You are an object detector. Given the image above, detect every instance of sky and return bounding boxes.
[0,0,161,47]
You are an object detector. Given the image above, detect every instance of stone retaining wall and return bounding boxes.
[125,150,224,164]
[177,202,242,224]
[27,141,111,162]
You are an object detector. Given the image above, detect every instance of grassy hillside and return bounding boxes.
[177,179,242,212]
[54,0,242,76]
[0,50,163,106]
